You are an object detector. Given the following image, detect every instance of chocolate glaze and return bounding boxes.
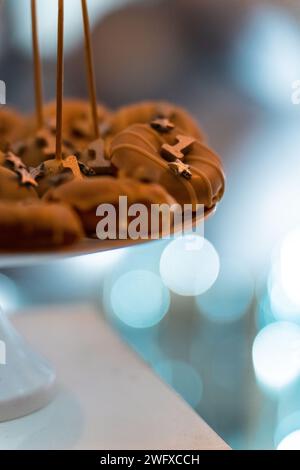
[109,123,225,210]
[0,166,38,202]
[44,176,176,236]
[108,101,204,140]
[0,200,83,250]
[0,98,225,249]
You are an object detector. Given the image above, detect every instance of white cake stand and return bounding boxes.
[0,207,214,422]
[0,305,56,422]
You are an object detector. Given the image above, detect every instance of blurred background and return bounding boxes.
[1,0,300,450]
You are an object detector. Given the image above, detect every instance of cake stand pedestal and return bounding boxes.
[0,306,56,422]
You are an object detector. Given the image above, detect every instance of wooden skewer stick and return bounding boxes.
[31,0,44,129]
[56,0,64,162]
[81,0,100,139]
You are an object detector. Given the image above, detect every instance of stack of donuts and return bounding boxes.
[0,100,225,251]
[0,0,225,253]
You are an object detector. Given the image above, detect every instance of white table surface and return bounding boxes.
[0,305,229,450]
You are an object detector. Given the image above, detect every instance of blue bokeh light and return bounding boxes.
[110,270,170,329]
[9,0,128,58]
[252,322,300,391]
[232,5,300,109]
[266,230,300,324]
[280,228,300,308]
[270,281,300,325]
[277,430,300,450]
[160,236,220,297]
[275,379,300,448]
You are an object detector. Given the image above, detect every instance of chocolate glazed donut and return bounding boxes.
[108,123,225,212]
[42,98,112,150]
[44,176,176,236]
[0,201,83,251]
[0,166,38,202]
[107,101,204,140]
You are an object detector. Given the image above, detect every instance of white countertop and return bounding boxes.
[0,304,229,450]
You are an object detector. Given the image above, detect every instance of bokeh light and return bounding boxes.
[252,322,300,390]
[232,5,300,109]
[0,274,20,314]
[159,236,220,297]
[270,281,300,324]
[280,228,300,307]
[215,119,300,273]
[196,258,253,323]
[275,379,300,449]
[9,0,128,57]
[277,430,300,450]
[266,236,300,324]
[154,360,203,408]
[275,411,300,450]
[110,270,170,328]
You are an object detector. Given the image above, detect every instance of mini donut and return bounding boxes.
[14,127,75,168]
[30,155,94,197]
[0,165,38,202]
[107,101,204,141]
[0,201,83,251]
[108,123,225,211]
[42,99,112,151]
[44,176,176,237]
[0,108,26,152]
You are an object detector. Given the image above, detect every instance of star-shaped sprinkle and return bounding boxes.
[168,159,192,180]
[150,118,175,133]
[6,152,24,169]
[62,155,84,180]
[78,161,96,177]
[19,168,39,186]
[29,165,45,180]
[5,152,38,187]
